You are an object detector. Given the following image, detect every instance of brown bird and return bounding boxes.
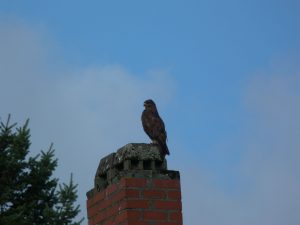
[141,99,170,156]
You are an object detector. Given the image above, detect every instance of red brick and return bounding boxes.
[143,190,166,199]
[153,179,180,189]
[88,217,94,225]
[110,189,126,203]
[155,222,182,225]
[109,189,141,205]
[97,198,112,211]
[96,190,106,200]
[169,211,182,222]
[127,210,142,220]
[154,200,182,210]
[106,204,119,218]
[126,189,140,198]
[105,183,118,196]
[114,210,141,224]
[120,178,147,188]
[167,190,181,200]
[87,204,99,218]
[123,221,148,225]
[120,199,149,210]
[87,198,94,209]
[114,210,127,224]
[109,188,141,203]
[94,211,107,224]
[87,195,105,217]
[87,190,105,208]
[102,218,114,225]
[143,211,167,221]
[129,199,149,209]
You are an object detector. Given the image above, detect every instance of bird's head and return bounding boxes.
[143,99,157,112]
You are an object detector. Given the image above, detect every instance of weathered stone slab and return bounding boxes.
[115,143,163,163]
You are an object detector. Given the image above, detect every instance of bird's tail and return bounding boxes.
[158,141,170,157]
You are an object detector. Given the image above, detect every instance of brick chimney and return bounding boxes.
[86,143,183,225]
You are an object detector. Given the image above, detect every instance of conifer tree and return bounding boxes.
[0,115,83,225]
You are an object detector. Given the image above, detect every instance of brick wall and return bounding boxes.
[87,177,183,225]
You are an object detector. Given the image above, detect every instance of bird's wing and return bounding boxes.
[142,110,155,139]
[152,116,167,141]
[152,116,169,155]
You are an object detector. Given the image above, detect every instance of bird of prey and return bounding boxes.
[141,99,170,156]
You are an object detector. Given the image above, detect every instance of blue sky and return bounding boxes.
[1,1,300,224]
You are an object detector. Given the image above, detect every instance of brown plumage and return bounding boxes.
[141,99,170,156]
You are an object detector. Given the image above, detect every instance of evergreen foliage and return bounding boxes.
[0,115,83,225]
